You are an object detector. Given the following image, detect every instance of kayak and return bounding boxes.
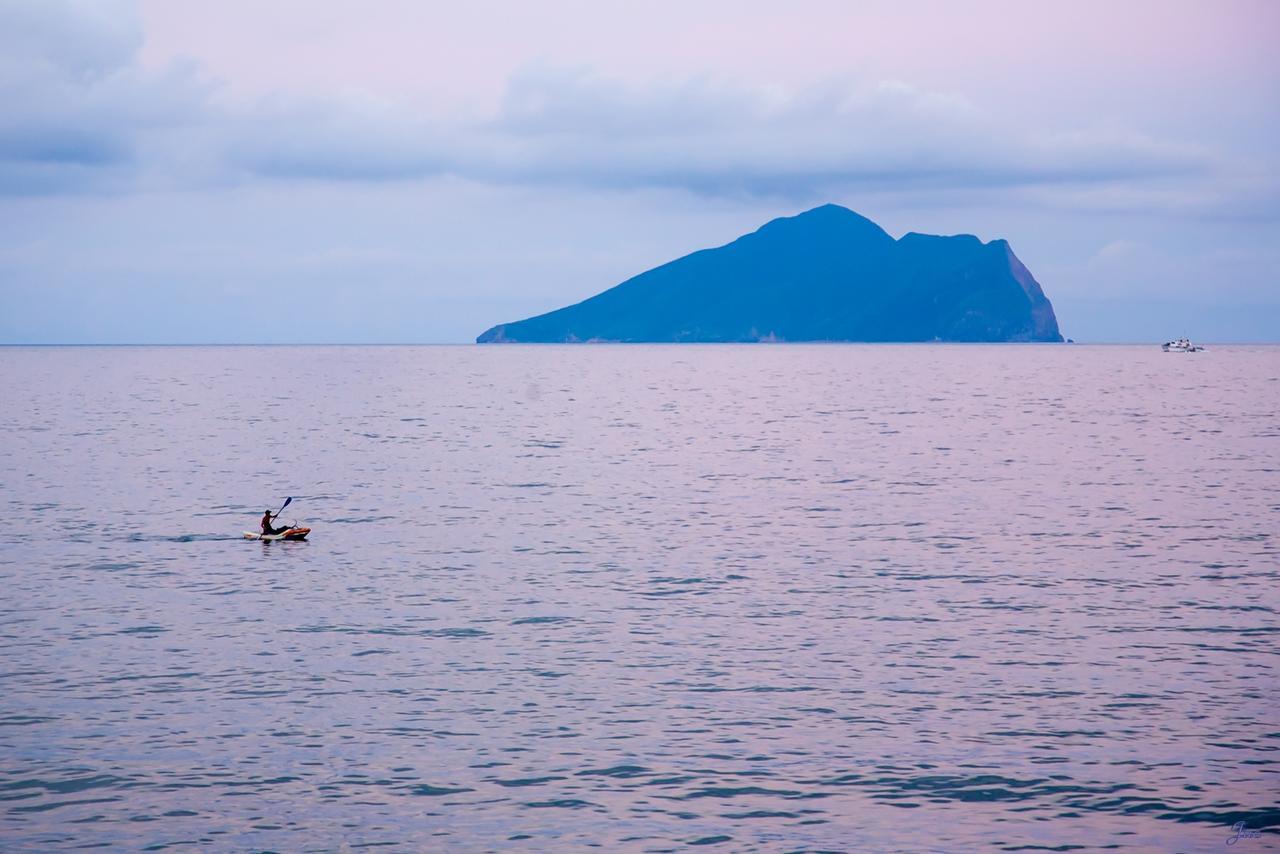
[244,527,311,541]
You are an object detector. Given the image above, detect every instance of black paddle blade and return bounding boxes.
[280,496,293,511]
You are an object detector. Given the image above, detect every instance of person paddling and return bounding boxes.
[261,509,288,536]
[245,498,308,542]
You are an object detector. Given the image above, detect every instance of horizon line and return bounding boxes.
[4,340,1279,347]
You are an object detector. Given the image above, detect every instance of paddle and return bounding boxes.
[273,496,292,522]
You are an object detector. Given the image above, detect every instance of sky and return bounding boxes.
[0,0,1277,343]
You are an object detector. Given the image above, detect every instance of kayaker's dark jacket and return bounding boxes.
[261,513,284,536]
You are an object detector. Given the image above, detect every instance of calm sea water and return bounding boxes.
[0,344,1277,852]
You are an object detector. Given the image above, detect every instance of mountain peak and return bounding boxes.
[799,202,859,217]
[774,203,880,226]
[752,203,893,245]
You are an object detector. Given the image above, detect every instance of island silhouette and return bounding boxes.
[477,204,1063,343]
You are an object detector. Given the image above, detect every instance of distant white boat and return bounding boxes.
[1161,337,1204,352]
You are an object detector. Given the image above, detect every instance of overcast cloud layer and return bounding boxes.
[1,0,1277,342]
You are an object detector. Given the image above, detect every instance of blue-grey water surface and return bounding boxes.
[1,344,1277,852]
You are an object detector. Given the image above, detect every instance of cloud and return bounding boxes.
[0,0,211,194]
[0,0,139,79]
[472,68,1209,198]
[229,66,1209,203]
[1,1,1271,220]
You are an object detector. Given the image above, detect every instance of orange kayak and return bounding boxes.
[243,527,310,541]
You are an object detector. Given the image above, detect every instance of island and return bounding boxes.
[476,204,1063,343]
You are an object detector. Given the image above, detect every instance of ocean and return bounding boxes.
[1,344,1276,851]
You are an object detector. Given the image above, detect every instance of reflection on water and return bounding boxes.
[0,344,1277,851]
